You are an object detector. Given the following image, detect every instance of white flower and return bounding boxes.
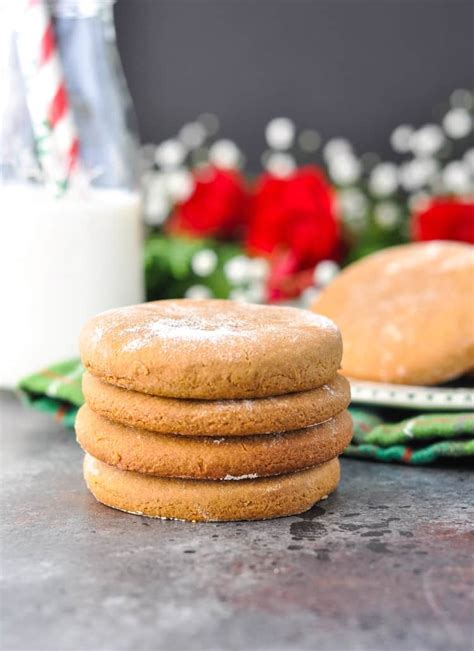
[323,138,352,162]
[399,158,438,191]
[265,152,296,178]
[442,161,473,194]
[374,202,401,229]
[369,162,398,196]
[143,170,166,194]
[224,255,251,285]
[390,125,414,154]
[298,129,321,153]
[265,118,295,150]
[178,122,207,149]
[144,193,169,226]
[443,108,472,139]
[313,260,340,287]
[185,285,213,300]
[165,169,195,202]
[246,258,270,282]
[209,139,241,169]
[143,172,169,225]
[191,249,218,277]
[328,153,361,185]
[409,125,445,157]
[338,188,368,220]
[155,139,187,169]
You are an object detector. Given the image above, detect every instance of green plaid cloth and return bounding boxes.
[18,359,84,429]
[347,408,474,464]
[18,359,474,465]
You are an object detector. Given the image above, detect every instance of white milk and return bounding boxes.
[0,184,144,386]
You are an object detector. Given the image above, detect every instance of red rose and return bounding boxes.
[411,197,474,244]
[167,166,248,239]
[246,166,341,269]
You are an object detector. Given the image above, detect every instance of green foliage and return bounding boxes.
[144,233,244,300]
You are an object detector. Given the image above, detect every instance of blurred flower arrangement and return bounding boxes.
[142,90,474,304]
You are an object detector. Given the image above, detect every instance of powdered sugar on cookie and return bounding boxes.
[80,298,342,399]
[223,473,259,480]
[88,304,247,353]
[97,301,338,352]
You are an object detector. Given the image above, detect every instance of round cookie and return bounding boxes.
[82,372,351,436]
[76,405,352,480]
[80,299,342,399]
[83,453,341,521]
[312,241,474,385]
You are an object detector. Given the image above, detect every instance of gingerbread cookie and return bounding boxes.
[82,372,350,436]
[313,241,474,385]
[83,454,340,521]
[80,299,342,399]
[76,405,352,479]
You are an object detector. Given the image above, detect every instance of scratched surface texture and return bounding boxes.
[1,390,473,651]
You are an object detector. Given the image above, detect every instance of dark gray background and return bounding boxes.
[114,0,474,169]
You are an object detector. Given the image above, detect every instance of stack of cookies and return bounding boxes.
[77,299,352,522]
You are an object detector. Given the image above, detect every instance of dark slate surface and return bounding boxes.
[1,390,473,651]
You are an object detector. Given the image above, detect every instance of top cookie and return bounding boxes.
[312,241,474,385]
[80,299,342,399]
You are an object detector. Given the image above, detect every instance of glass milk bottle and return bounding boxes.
[0,0,144,386]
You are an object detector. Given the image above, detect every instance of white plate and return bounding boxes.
[349,379,474,411]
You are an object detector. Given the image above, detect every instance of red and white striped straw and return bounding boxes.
[16,0,80,193]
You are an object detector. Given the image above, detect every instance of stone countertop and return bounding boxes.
[1,390,472,651]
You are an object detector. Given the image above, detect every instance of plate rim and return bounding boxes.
[348,378,474,411]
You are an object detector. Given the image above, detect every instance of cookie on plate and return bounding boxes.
[312,241,474,385]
